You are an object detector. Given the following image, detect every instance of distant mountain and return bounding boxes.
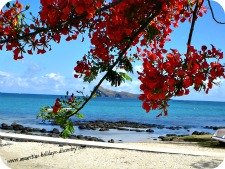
[96,86,139,98]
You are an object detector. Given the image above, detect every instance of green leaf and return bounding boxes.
[60,121,74,138]
[119,72,132,82]
[6,2,10,8]
[25,5,30,10]
[146,25,160,41]
[75,113,84,119]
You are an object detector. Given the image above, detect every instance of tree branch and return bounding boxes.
[67,3,163,118]
[187,0,200,48]
[207,0,225,24]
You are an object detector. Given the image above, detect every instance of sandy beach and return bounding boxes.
[1,137,225,169]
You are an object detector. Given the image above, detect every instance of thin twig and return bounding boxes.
[67,3,163,118]
[207,0,225,24]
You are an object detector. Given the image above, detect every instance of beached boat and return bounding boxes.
[212,129,225,143]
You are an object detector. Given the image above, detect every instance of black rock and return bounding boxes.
[77,135,84,140]
[117,127,129,131]
[129,129,145,132]
[1,123,13,130]
[11,123,24,131]
[78,125,87,130]
[21,129,28,134]
[166,134,177,137]
[84,136,92,141]
[24,127,33,132]
[99,128,109,131]
[158,136,165,140]
[91,137,99,141]
[69,135,77,139]
[146,129,154,133]
[40,128,47,133]
[52,128,60,134]
[33,128,41,132]
[166,126,182,130]
[49,133,60,137]
[157,126,164,129]
[108,139,114,143]
[192,131,209,135]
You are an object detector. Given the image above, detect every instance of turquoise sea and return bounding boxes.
[0,93,225,142]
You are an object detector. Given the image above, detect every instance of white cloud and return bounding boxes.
[0,71,10,77]
[174,78,225,102]
[0,70,69,94]
[0,68,224,102]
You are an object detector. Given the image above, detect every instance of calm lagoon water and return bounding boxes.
[0,93,225,142]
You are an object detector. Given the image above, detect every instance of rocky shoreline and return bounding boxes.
[0,122,105,143]
[0,120,221,143]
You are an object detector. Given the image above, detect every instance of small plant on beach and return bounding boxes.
[1,0,225,137]
[37,92,85,138]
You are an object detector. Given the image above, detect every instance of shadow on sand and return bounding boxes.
[190,159,222,169]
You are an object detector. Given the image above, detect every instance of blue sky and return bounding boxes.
[0,0,225,102]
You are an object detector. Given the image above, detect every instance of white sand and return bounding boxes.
[1,139,225,169]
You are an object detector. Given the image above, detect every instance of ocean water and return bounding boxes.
[0,93,225,142]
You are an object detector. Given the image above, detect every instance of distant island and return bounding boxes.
[96,86,139,98]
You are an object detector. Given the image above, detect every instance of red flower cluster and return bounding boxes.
[52,98,61,114]
[0,1,23,60]
[139,46,224,114]
[40,0,102,25]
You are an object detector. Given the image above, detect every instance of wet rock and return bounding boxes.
[40,128,47,133]
[108,139,114,143]
[203,126,225,130]
[21,129,28,134]
[117,127,129,131]
[74,120,165,130]
[48,133,60,137]
[24,127,33,132]
[166,134,177,137]
[183,126,190,130]
[91,137,99,141]
[77,135,84,140]
[84,136,92,141]
[98,139,105,142]
[11,123,24,131]
[166,126,182,130]
[78,125,87,130]
[52,128,60,134]
[192,131,210,135]
[69,135,77,139]
[158,136,165,140]
[129,129,145,132]
[157,126,164,129]
[146,129,154,133]
[32,128,41,132]
[99,128,109,131]
[1,123,13,130]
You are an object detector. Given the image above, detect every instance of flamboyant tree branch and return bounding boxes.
[187,0,202,48]
[207,0,225,24]
[66,3,163,119]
